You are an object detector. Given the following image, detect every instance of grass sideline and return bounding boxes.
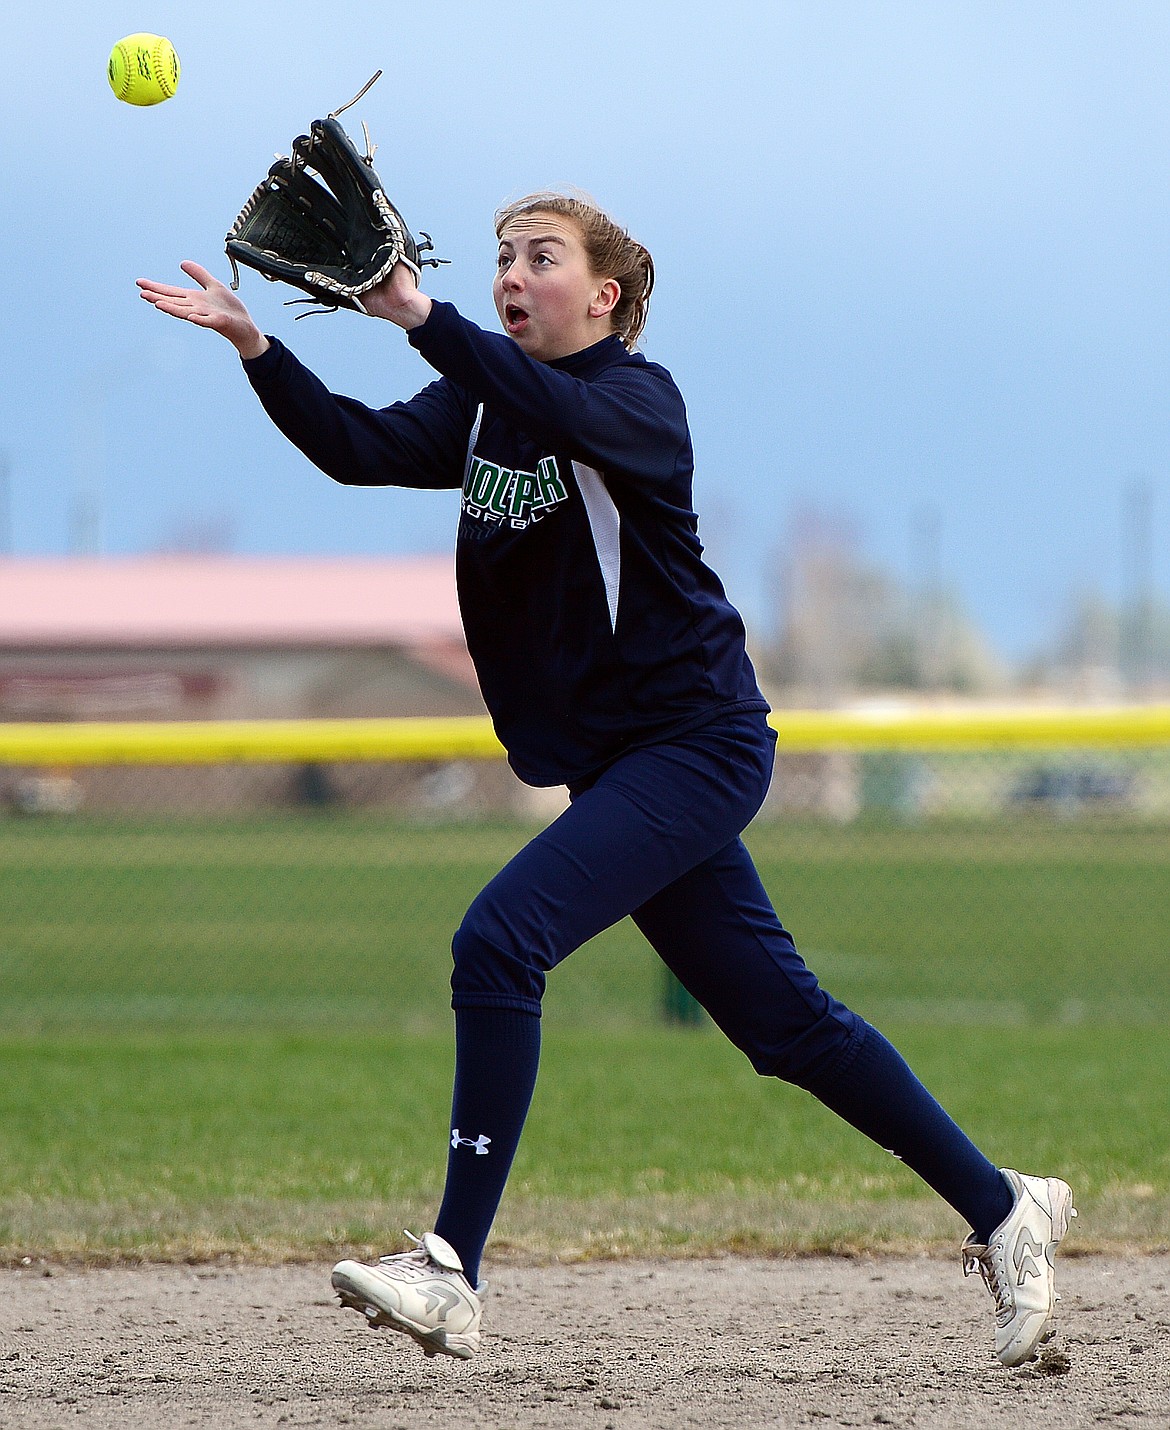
[0,1027,1165,1263]
[1,815,1168,1260]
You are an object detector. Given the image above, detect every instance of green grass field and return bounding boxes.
[1,814,1167,1261]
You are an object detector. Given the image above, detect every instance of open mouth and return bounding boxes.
[504,304,529,334]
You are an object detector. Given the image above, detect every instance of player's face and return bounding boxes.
[493,214,618,362]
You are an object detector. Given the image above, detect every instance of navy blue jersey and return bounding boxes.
[244,300,768,785]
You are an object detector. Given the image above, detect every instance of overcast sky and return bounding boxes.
[3,1,1169,658]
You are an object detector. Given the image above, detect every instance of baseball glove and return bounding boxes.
[225,72,444,315]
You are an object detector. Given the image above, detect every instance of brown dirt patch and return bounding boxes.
[0,1254,1166,1428]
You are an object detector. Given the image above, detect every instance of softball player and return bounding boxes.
[139,195,1074,1368]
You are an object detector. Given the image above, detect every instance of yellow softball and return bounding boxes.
[107,33,180,106]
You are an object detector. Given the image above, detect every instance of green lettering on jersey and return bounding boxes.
[487,467,515,517]
[534,456,568,508]
[509,469,541,520]
[465,457,499,507]
[463,453,568,528]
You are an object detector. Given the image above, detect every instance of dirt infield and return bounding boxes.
[0,1255,1166,1429]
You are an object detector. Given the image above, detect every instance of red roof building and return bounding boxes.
[0,555,482,722]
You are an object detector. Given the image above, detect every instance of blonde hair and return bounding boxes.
[494,191,655,351]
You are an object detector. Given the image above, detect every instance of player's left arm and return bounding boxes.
[357,258,433,330]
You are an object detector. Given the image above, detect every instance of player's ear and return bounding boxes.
[590,278,620,321]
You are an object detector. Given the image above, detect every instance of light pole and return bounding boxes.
[1123,480,1154,698]
[0,450,10,555]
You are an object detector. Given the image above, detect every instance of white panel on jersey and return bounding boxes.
[463,405,484,483]
[572,461,621,631]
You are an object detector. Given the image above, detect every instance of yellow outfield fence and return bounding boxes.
[0,715,506,767]
[2,704,1170,766]
[2,704,1169,1033]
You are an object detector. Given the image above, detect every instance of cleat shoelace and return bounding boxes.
[963,1245,1013,1326]
[375,1231,462,1283]
[377,1231,427,1267]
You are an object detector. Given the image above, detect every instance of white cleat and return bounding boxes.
[962,1168,1077,1367]
[331,1231,483,1360]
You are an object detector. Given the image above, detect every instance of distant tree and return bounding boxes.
[764,506,1001,700]
[1027,587,1170,698]
[153,513,237,555]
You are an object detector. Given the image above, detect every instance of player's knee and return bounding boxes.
[753,1003,865,1086]
[450,915,545,1011]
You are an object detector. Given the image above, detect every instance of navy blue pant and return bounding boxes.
[437,709,1013,1279]
[451,710,863,1085]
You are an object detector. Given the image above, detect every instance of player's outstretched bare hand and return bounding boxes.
[137,262,270,360]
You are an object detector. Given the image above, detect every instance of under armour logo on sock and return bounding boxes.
[451,1128,491,1155]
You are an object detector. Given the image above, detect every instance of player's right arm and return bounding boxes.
[137,262,471,490]
[242,339,472,491]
